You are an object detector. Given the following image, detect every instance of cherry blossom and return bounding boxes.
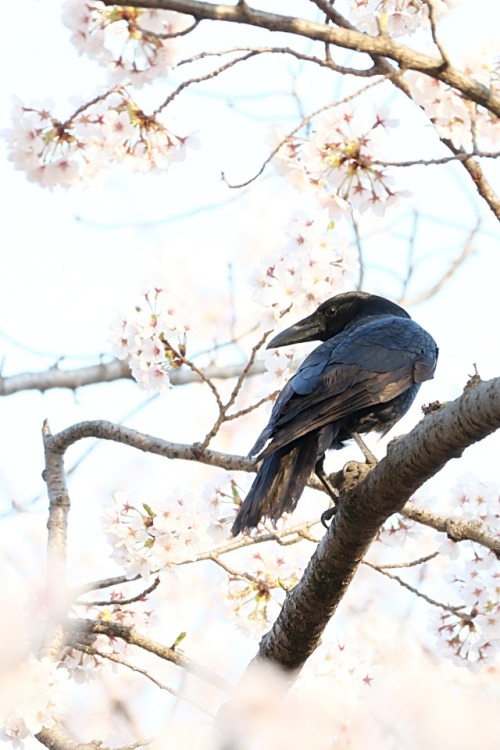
[0,657,68,748]
[406,43,500,149]
[3,94,196,189]
[349,0,460,37]
[102,489,212,581]
[250,210,358,383]
[251,210,357,326]
[62,0,191,87]
[274,107,410,217]
[226,549,302,635]
[431,550,499,668]
[109,280,191,393]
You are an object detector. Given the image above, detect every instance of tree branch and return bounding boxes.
[40,421,71,661]
[36,726,150,750]
[256,375,500,671]
[103,0,500,117]
[74,619,232,692]
[0,360,266,396]
[402,502,499,554]
[47,419,253,472]
[440,138,500,221]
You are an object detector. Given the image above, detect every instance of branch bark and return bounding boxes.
[104,0,500,116]
[0,360,265,396]
[47,419,253,472]
[256,376,500,670]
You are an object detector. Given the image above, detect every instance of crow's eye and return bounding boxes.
[325,306,337,318]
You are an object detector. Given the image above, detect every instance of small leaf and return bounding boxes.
[171,631,187,650]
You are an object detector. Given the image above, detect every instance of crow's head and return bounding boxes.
[266,291,410,348]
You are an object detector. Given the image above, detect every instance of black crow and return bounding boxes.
[231,291,438,535]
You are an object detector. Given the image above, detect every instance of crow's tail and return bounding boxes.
[231,435,319,535]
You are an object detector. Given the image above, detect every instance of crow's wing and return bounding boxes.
[256,317,437,460]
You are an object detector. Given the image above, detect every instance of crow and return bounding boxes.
[231,291,438,535]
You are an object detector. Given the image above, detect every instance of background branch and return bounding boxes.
[0,360,266,396]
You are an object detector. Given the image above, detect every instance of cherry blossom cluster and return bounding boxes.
[348,0,460,37]
[407,62,500,149]
[250,211,358,386]
[251,211,357,326]
[375,514,418,548]
[62,0,190,87]
[4,93,196,189]
[109,281,191,394]
[102,490,211,581]
[61,593,156,683]
[60,632,120,683]
[426,475,500,668]
[0,657,68,748]
[202,473,246,541]
[274,107,409,218]
[431,550,499,669]
[226,550,301,635]
[296,642,382,739]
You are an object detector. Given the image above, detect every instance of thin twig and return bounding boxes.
[441,142,500,222]
[207,553,264,585]
[80,577,161,607]
[363,560,463,614]
[154,51,260,113]
[76,645,214,716]
[178,44,380,76]
[369,551,440,569]
[401,220,479,306]
[424,0,450,67]
[224,390,279,422]
[76,619,233,692]
[162,340,224,411]
[131,17,200,39]
[371,150,500,167]
[399,210,419,302]
[223,77,387,189]
[198,327,272,449]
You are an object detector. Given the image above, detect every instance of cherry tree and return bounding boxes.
[1,1,499,748]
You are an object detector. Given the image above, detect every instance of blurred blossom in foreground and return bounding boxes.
[0,657,68,748]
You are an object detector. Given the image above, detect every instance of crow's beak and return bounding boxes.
[266,312,323,349]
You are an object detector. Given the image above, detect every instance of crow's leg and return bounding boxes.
[315,459,339,528]
[348,429,378,465]
[315,461,339,503]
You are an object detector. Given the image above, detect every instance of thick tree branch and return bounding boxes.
[402,502,498,552]
[104,0,500,117]
[256,375,500,671]
[47,420,253,472]
[440,138,500,221]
